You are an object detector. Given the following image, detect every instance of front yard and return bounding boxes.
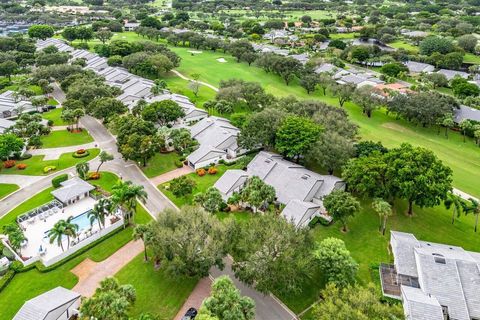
[141,152,183,178]
[0,148,99,176]
[40,129,94,148]
[42,108,66,126]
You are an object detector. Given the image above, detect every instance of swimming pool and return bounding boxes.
[44,210,97,238]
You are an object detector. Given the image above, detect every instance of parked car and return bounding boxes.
[181,307,198,320]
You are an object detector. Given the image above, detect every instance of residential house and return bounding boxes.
[380,231,480,320]
[374,83,411,97]
[454,105,480,124]
[0,90,34,119]
[437,69,469,81]
[404,61,435,74]
[251,43,289,56]
[314,63,338,74]
[0,118,14,133]
[51,177,95,206]
[213,151,345,227]
[145,93,208,124]
[186,116,246,169]
[289,53,309,65]
[124,21,140,31]
[336,73,385,87]
[13,286,81,320]
[401,30,429,39]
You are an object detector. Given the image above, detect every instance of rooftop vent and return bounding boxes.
[301,174,311,180]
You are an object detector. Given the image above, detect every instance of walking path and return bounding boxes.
[453,188,479,202]
[172,70,219,92]
[29,142,97,160]
[71,240,144,297]
[173,277,212,320]
[150,165,194,186]
[51,125,69,131]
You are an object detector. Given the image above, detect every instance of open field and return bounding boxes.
[40,130,94,148]
[0,184,19,200]
[0,148,100,176]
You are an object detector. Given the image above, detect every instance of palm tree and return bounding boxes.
[133,224,150,261]
[371,198,392,235]
[463,198,480,232]
[112,180,148,225]
[96,151,114,174]
[76,162,90,180]
[459,119,473,143]
[64,216,79,250]
[89,198,113,230]
[150,79,167,95]
[48,220,67,251]
[444,192,463,224]
[73,108,85,132]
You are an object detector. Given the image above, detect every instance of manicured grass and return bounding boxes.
[42,108,66,125]
[40,130,94,148]
[0,172,152,320]
[115,253,197,319]
[159,164,242,207]
[464,53,480,64]
[141,152,182,178]
[164,74,217,108]
[0,148,100,176]
[330,33,358,40]
[216,211,253,222]
[389,40,419,53]
[0,183,19,200]
[47,98,58,106]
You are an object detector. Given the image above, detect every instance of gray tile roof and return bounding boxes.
[213,169,248,196]
[391,231,480,320]
[13,286,80,320]
[0,118,14,133]
[401,286,444,320]
[454,105,480,123]
[282,199,320,227]
[51,177,95,203]
[437,69,469,80]
[404,61,435,73]
[314,63,338,74]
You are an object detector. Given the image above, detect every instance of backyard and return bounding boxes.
[0,149,99,176]
[40,129,94,148]
[0,172,160,319]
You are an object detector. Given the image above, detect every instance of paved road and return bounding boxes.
[453,188,479,202]
[29,142,97,160]
[210,257,297,320]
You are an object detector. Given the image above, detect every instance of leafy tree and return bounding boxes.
[273,57,302,85]
[380,62,408,77]
[457,34,478,53]
[133,224,151,261]
[385,144,453,215]
[307,132,354,175]
[316,72,334,96]
[441,113,455,139]
[419,36,454,55]
[452,78,480,98]
[89,97,127,122]
[28,25,54,40]
[150,79,167,95]
[315,237,358,286]
[352,85,383,118]
[76,162,90,180]
[228,40,254,62]
[145,206,227,276]
[230,213,315,295]
[194,187,224,213]
[238,108,287,150]
[313,283,403,320]
[141,100,185,126]
[0,134,24,160]
[170,176,196,197]
[239,176,275,212]
[170,128,196,152]
[119,133,160,167]
[323,190,360,232]
[372,198,392,235]
[329,39,346,50]
[421,72,448,89]
[329,83,355,107]
[354,140,388,157]
[199,276,255,320]
[96,151,114,174]
[0,60,17,80]
[300,72,318,94]
[459,119,473,143]
[463,198,480,232]
[444,192,464,225]
[275,115,322,160]
[80,277,136,320]
[96,27,113,44]
[111,180,148,225]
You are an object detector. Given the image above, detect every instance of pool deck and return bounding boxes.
[19,197,110,262]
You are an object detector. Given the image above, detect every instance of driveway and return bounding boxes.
[150,165,194,186]
[174,277,212,320]
[210,257,297,320]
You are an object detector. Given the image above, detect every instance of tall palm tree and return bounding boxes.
[133,224,150,261]
[372,198,392,235]
[88,198,113,230]
[76,162,90,180]
[444,192,463,224]
[112,180,148,225]
[48,220,67,251]
[463,198,480,232]
[150,79,167,95]
[63,216,79,250]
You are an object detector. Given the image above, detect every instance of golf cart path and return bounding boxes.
[71,240,143,297]
[171,70,219,92]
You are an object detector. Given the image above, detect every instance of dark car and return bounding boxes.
[181,307,198,320]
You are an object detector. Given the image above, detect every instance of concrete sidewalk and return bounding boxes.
[29,142,97,160]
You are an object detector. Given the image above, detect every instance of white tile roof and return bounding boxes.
[51,177,95,203]
[401,286,444,320]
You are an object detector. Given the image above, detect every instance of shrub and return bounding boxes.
[174,160,183,168]
[52,174,68,188]
[72,149,90,158]
[3,160,15,168]
[43,165,56,173]
[208,167,218,175]
[309,215,332,228]
[9,261,23,272]
[196,168,206,176]
[16,163,27,170]
[88,172,100,180]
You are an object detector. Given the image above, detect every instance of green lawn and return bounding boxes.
[159,164,242,207]
[42,108,66,126]
[141,152,182,178]
[164,74,217,108]
[1,149,99,176]
[0,172,153,320]
[40,130,94,148]
[330,33,358,40]
[47,98,58,106]
[0,183,19,200]
[464,53,480,64]
[115,253,197,319]
[389,40,419,53]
